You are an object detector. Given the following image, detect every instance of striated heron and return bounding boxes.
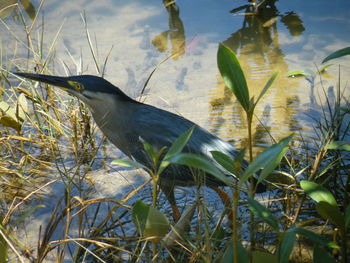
[14,73,263,221]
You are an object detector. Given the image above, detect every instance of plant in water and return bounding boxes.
[217,42,283,262]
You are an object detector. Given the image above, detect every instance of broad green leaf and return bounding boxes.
[300,181,337,206]
[240,134,293,187]
[154,146,168,167]
[217,43,250,112]
[132,200,170,242]
[255,72,278,106]
[326,141,350,151]
[345,203,350,230]
[220,239,248,263]
[141,139,155,162]
[169,153,233,186]
[112,159,147,170]
[313,246,337,263]
[287,70,308,78]
[211,151,238,175]
[322,46,350,64]
[159,126,195,174]
[132,200,149,235]
[279,227,297,263]
[252,251,278,263]
[316,201,345,233]
[247,197,279,231]
[290,227,338,249]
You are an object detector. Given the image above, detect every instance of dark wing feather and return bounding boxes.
[125,104,239,185]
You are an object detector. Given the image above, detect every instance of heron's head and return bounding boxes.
[14,73,134,107]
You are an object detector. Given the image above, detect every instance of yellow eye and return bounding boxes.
[68,81,84,92]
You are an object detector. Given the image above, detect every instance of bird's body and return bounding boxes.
[15,73,250,220]
[93,94,237,186]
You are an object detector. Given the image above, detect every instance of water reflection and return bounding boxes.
[0,0,36,20]
[152,0,186,59]
[209,1,306,150]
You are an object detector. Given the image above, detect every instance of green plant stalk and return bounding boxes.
[151,171,159,262]
[152,173,159,209]
[232,185,239,263]
[247,112,256,258]
[247,113,253,163]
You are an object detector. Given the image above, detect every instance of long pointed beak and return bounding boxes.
[14,72,70,90]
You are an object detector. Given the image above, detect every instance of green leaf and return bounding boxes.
[220,239,248,263]
[313,246,337,263]
[322,46,350,64]
[217,43,250,112]
[287,70,308,78]
[132,200,149,235]
[111,159,148,170]
[247,197,279,231]
[240,134,293,187]
[326,141,350,151]
[340,106,350,114]
[252,251,278,263]
[319,64,333,73]
[316,201,345,233]
[132,200,170,242]
[300,181,337,206]
[159,126,195,174]
[345,203,350,230]
[279,227,297,263]
[211,151,238,175]
[290,227,338,248]
[169,153,233,186]
[141,139,155,162]
[255,72,278,106]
